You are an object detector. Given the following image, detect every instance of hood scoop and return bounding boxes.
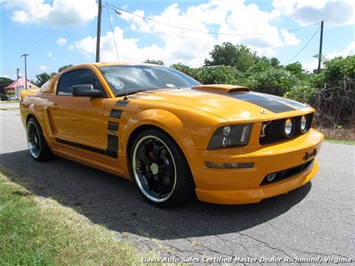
[191,84,250,94]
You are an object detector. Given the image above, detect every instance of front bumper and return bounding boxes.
[191,129,324,204]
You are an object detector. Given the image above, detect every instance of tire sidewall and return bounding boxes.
[130,129,193,207]
[27,117,52,161]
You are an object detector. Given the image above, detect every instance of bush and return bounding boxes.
[244,68,300,96]
[312,56,355,128]
[195,66,243,85]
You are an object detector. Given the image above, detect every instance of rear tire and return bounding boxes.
[27,117,53,161]
[130,129,195,207]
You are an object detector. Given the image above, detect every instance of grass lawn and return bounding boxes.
[0,168,162,266]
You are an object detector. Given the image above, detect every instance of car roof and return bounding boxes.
[93,62,165,67]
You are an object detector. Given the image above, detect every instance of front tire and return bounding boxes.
[27,117,53,161]
[130,129,195,207]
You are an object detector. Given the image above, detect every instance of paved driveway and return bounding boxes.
[1,108,354,265]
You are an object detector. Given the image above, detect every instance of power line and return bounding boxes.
[285,25,321,65]
[105,4,120,61]
[108,4,318,36]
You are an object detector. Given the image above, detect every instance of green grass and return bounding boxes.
[324,139,355,145]
[0,169,163,266]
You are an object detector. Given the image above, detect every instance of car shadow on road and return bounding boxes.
[1,150,312,240]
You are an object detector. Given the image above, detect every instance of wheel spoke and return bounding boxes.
[133,134,177,203]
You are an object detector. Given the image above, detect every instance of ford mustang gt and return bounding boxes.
[20,63,324,207]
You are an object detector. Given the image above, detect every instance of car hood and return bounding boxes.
[129,85,311,122]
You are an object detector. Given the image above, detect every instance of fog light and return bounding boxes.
[266,173,276,182]
[222,136,231,147]
[223,126,231,136]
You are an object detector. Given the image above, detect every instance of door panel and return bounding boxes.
[50,96,107,155]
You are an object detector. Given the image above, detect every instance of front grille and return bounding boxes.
[260,160,314,186]
[259,113,314,145]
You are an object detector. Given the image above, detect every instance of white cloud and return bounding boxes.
[39,65,48,71]
[47,51,54,58]
[67,0,354,69]
[74,36,97,59]
[326,41,355,59]
[273,0,354,26]
[345,41,355,55]
[7,0,97,27]
[57,37,66,46]
[302,59,318,72]
[301,41,354,72]
[281,29,301,46]
[115,0,301,65]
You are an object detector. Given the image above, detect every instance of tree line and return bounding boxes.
[1,42,353,129]
[170,42,354,129]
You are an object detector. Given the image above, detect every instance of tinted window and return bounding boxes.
[99,65,201,96]
[57,69,104,96]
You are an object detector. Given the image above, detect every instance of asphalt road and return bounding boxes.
[1,107,354,265]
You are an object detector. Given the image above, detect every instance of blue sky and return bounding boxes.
[1,0,354,82]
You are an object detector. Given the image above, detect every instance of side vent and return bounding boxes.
[191,85,250,94]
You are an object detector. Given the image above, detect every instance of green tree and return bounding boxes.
[195,66,242,85]
[204,43,258,72]
[244,67,300,96]
[312,56,355,128]
[144,60,164,65]
[58,64,73,73]
[285,62,307,80]
[0,77,14,94]
[270,57,281,68]
[35,73,54,87]
[171,63,197,79]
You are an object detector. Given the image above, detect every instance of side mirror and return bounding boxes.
[71,84,102,97]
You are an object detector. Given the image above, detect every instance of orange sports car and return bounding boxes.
[20,63,324,207]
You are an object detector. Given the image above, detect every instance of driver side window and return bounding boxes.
[57,69,105,96]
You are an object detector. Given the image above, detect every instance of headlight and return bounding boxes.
[283,118,294,137]
[208,124,252,150]
[300,115,308,133]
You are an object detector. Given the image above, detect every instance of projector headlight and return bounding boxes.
[208,124,252,150]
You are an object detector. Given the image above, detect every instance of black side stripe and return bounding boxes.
[108,121,119,131]
[56,137,119,159]
[115,100,129,107]
[56,138,105,155]
[110,109,123,119]
[106,135,118,158]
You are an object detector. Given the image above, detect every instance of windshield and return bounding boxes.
[99,65,201,96]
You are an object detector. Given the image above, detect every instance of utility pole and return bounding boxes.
[96,0,102,62]
[317,21,324,74]
[21,54,29,90]
[16,68,20,96]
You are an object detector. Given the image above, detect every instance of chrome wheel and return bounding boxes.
[27,120,41,159]
[26,117,53,161]
[132,135,177,203]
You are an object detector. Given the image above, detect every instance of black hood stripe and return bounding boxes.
[232,92,305,113]
[261,93,307,110]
